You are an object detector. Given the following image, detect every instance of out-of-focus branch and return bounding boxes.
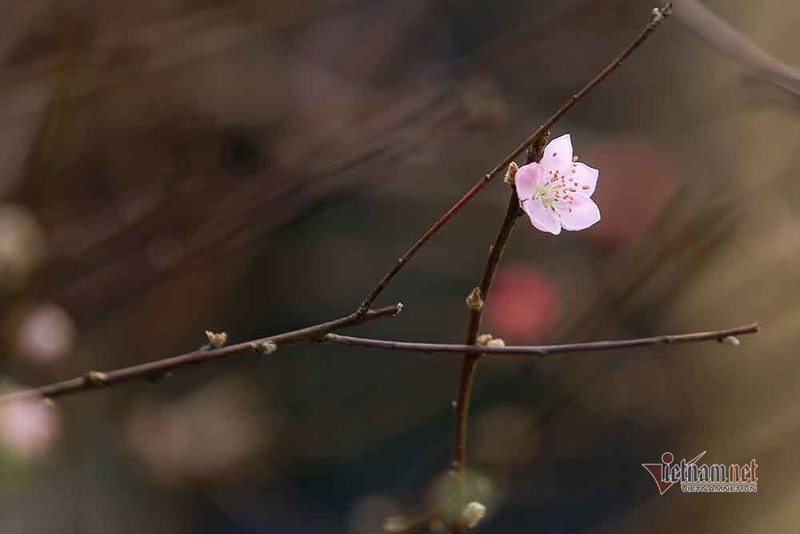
[672,0,800,95]
[0,303,402,404]
[357,3,674,314]
[323,323,759,356]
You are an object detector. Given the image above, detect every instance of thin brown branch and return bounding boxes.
[452,193,521,533]
[449,112,550,534]
[456,195,521,445]
[323,323,759,355]
[0,304,402,404]
[488,2,673,181]
[447,7,673,530]
[357,177,491,314]
[357,2,673,314]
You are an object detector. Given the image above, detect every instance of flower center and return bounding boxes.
[532,170,573,214]
[529,158,587,215]
[532,185,558,210]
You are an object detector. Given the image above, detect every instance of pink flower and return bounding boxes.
[485,265,560,342]
[0,397,59,460]
[514,134,600,235]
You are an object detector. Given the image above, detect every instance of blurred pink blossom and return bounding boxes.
[515,134,600,235]
[0,397,59,460]
[125,379,275,486]
[485,265,560,342]
[16,303,76,363]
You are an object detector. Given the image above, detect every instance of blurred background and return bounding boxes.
[0,0,797,532]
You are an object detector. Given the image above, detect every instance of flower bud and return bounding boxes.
[503,162,519,185]
[722,335,740,346]
[466,287,484,311]
[256,341,277,355]
[85,371,108,386]
[205,330,228,349]
[476,334,493,346]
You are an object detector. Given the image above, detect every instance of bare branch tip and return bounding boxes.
[652,3,673,23]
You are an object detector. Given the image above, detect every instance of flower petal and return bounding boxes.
[570,162,598,196]
[540,134,573,173]
[524,201,561,235]
[558,194,600,231]
[514,162,543,202]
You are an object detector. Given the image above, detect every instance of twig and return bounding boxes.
[0,304,402,404]
[462,197,520,436]
[449,112,549,534]
[448,7,672,531]
[357,177,495,314]
[323,323,759,355]
[353,318,757,533]
[357,2,674,314]
[452,193,521,532]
